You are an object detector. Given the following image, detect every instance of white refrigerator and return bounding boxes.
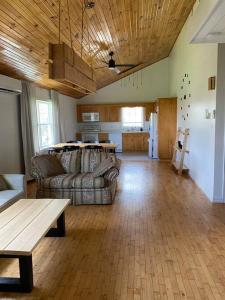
[149,112,158,159]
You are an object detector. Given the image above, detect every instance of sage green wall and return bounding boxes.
[78,58,169,104]
[168,2,218,201]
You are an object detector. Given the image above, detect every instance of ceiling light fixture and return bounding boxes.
[84,1,95,9]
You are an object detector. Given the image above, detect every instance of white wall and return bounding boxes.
[79,58,169,104]
[169,9,218,200]
[58,94,77,142]
[0,76,24,173]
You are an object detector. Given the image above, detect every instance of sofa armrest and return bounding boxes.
[104,167,119,182]
[115,158,121,170]
[3,174,26,192]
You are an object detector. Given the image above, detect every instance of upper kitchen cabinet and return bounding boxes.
[77,105,98,122]
[145,103,155,121]
[107,105,121,122]
[77,103,154,123]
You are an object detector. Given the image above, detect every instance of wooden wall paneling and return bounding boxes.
[0,1,195,98]
[157,98,177,160]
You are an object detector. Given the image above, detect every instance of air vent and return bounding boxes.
[0,87,21,95]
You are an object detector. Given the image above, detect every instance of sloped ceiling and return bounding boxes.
[0,0,195,98]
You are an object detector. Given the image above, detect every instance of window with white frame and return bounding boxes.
[121,107,144,129]
[36,100,53,149]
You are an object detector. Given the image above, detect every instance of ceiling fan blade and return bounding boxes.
[114,67,121,74]
[115,64,137,67]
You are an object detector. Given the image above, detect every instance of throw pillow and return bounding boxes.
[56,151,81,174]
[0,175,8,191]
[93,157,115,178]
[81,150,108,173]
[34,155,65,178]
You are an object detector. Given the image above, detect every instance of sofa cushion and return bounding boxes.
[81,151,116,173]
[56,151,81,174]
[0,190,24,211]
[93,157,115,177]
[43,173,105,189]
[43,173,78,189]
[0,175,8,191]
[71,173,105,189]
[32,155,65,178]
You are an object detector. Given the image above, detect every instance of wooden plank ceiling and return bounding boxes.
[0,0,195,98]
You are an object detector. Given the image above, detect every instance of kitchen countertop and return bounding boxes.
[78,131,149,134]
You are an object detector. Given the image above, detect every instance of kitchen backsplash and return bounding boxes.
[77,122,150,133]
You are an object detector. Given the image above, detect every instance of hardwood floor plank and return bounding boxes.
[1,157,225,299]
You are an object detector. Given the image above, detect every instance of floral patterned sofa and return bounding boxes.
[32,150,120,205]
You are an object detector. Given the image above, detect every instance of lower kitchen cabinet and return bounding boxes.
[76,133,82,140]
[122,133,149,152]
[98,132,109,141]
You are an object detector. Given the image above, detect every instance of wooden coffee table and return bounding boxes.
[0,198,70,293]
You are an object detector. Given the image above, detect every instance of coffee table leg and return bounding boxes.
[0,255,33,293]
[19,256,33,292]
[46,212,65,237]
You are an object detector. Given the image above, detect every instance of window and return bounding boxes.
[121,107,144,128]
[36,100,53,149]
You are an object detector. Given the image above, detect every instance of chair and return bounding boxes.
[66,140,77,143]
[63,145,80,152]
[84,145,103,151]
[48,147,63,154]
[83,140,92,143]
[99,140,111,143]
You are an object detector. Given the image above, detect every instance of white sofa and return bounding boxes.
[0,174,26,212]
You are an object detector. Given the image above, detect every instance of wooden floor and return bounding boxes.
[1,157,225,299]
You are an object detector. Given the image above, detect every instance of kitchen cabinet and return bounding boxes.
[145,103,155,121]
[77,103,154,123]
[107,105,121,122]
[98,132,109,141]
[122,133,149,152]
[76,132,82,140]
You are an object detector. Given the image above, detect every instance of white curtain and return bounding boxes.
[51,90,64,143]
[20,81,35,177]
[30,85,42,154]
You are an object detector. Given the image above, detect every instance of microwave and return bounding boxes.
[82,112,100,122]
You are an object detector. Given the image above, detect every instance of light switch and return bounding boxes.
[205,109,211,119]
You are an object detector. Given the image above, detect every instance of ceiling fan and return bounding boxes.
[96,51,138,74]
